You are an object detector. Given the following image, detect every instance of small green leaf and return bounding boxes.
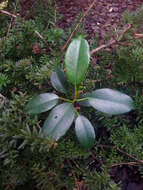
[75,115,95,148]
[50,69,67,94]
[65,37,90,85]
[24,93,59,114]
[88,88,134,115]
[42,103,75,140]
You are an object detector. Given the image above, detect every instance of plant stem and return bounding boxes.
[74,84,78,99]
[59,97,73,103]
[74,107,79,116]
[76,97,89,102]
[59,94,89,104]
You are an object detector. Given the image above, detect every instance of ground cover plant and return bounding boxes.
[25,37,134,149]
[0,0,143,190]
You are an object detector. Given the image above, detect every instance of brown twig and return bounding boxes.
[5,0,18,42]
[6,17,14,37]
[90,39,116,56]
[90,151,104,165]
[96,144,143,165]
[90,24,132,56]
[61,0,96,52]
[34,30,47,45]
[34,30,53,52]
[71,159,84,173]
[67,159,81,190]
[112,161,140,167]
[54,0,57,24]
[135,33,143,39]
[116,147,143,165]
[0,10,19,18]
[120,24,131,36]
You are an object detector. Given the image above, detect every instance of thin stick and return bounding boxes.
[54,0,57,24]
[116,147,143,165]
[61,0,96,52]
[67,159,81,190]
[34,30,48,45]
[135,33,143,38]
[96,144,143,165]
[90,24,132,56]
[71,159,84,172]
[90,39,116,56]
[5,0,18,41]
[0,10,19,18]
[33,31,53,52]
[120,24,131,36]
[112,161,140,167]
[90,151,104,165]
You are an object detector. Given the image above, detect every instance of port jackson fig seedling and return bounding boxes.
[24,37,134,148]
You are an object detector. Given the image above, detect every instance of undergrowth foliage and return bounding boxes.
[24,37,134,149]
[0,1,143,189]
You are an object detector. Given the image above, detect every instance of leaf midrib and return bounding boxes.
[50,103,74,137]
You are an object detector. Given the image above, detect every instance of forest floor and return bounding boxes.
[2,0,143,189]
[56,1,143,190]
[57,0,143,42]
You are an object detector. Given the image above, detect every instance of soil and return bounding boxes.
[56,0,143,41]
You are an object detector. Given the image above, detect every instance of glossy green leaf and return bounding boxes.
[42,103,75,140]
[75,115,95,148]
[88,88,134,115]
[65,37,90,85]
[24,93,59,114]
[50,69,67,94]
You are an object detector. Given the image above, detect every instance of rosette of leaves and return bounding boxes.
[24,37,134,149]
